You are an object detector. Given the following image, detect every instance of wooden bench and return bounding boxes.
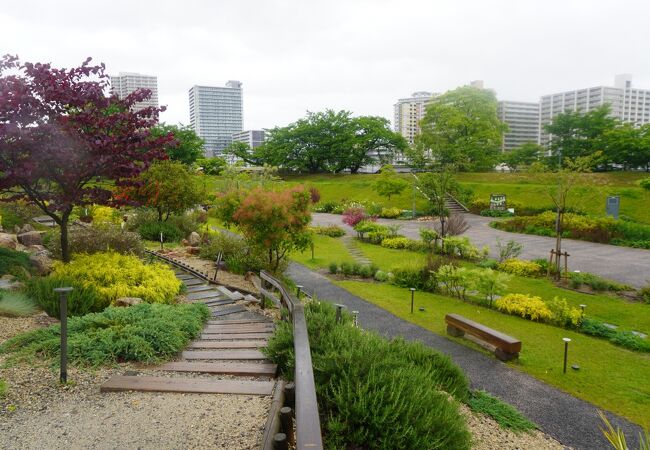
[445,313,521,361]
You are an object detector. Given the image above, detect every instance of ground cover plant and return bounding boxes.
[0,303,209,366]
[263,301,472,449]
[467,390,536,433]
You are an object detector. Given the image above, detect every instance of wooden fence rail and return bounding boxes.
[259,271,323,450]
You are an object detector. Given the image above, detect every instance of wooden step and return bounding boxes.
[216,286,245,301]
[183,279,205,287]
[203,326,274,334]
[200,333,272,340]
[177,274,196,281]
[207,319,272,325]
[100,375,274,395]
[212,305,247,317]
[159,361,277,377]
[188,340,267,349]
[187,290,224,301]
[204,299,234,307]
[182,349,267,360]
[185,285,215,293]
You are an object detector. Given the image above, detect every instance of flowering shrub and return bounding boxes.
[494,294,552,322]
[51,252,181,305]
[343,207,372,227]
[497,259,542,277]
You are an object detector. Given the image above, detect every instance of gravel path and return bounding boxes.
[312,212,650,288]
[287,262,644,450]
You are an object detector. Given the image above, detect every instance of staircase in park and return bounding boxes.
[445,194,469,214]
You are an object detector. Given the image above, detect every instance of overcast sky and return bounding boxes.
[3,0,650,130]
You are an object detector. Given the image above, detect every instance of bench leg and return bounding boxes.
[447,325,465,337]
[495,349,519,362]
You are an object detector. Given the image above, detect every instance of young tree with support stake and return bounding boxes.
[0,55,171,262]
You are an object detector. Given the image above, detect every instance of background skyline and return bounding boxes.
[2,0,650,130]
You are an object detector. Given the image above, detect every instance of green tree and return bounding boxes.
[412,86,507,171]
[373,165,408,201]
[150,123,204,165]
[603,123,650,171]
[196,157,228,175]
[343,117,408,173]
[502,142,543,172]
[544,105,618,168]
[415,167,459,237]
[129,161,205,222]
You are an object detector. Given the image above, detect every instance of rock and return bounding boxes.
[17,231,43,246]
[13,225,20,234]
[25,244,48,255]
[181,239,189,247]
[29,253,53,275]
[0,233,19,250]
[114,297,143,307]
[19,223,35,234]
[187,246,200,255]
[188,232,201,246]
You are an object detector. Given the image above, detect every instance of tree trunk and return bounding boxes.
[554,210,563,280]
[158,208,164,222]
[60,210,72,263]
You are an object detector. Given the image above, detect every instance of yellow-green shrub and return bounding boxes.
[547,297,583,328]
[497,259,542,277]
[494,293,552,322]
[91,205,121,226]
[381,237,416,249]
[52,252,181,305]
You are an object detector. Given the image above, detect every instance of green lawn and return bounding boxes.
[337,280,650,427]
[290,234,356,270]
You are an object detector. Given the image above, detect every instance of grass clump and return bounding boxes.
[0,290,37,317]
[0,247,33,280]
[0,379,6,398]
[264,301,471,450]
[26,276,105,318]
[0,303,209,366]
[468,390,536,433]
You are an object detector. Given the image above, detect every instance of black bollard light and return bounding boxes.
[54,287,73,383]
[296,285,303,299]
[562,337,571,374]
[335,304,345,323]
[410,288,416,314]
[352,310,359,327]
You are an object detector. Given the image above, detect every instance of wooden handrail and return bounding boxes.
[259,271,323,450]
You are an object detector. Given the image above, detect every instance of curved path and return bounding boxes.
[313,213,650,288]
[287,262,644,450]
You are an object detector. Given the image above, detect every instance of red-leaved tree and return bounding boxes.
[0,55,173,262]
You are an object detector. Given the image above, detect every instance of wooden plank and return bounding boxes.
[185,285,215,293]
[212,305,247,317]
[200,332,272,340]
[182,349,267,360]
[445,313,521,353]
[100,375,274,395]
[160,361,277,376]
[188,340,267,349]
[207,319,272,325]
[203,325,274,334]
[216,286,245,301]
[187,290,224,300]
[203,299,234,307]
[183,279,205,287]
[177,274,196,280]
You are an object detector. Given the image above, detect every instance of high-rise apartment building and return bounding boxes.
[110,72,159,111]
[189,81,243,157]
[539,74,650,146]
[497,101,540,151]
[232,129,265,149]
[393,91,436,145]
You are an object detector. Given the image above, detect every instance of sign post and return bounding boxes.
[606,196,620,219]
[490,194,507,211]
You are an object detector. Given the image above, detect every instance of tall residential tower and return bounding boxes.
[393,91,436,145]
[110,72,159,111]
[189,81,243,157]
[497,101,540,151]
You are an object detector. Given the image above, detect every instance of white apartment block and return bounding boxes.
[189,81,243,158]
[497,101,540,151]
[539,74,650,146]
[232,129,265,149]
[110,72,159,111]
[393,91,436,145]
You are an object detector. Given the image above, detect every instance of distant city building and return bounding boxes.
[497,101,540,151]
[110,72,158,111]
[232,129,265,148]
[189,81,243,157]
[393,91,436,145]
[539,74,650,146]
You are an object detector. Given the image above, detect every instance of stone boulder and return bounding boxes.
[29,253,53,275]
[17,231,42,246]
[19,223,35,234]
[188,232,201,246]
[114,297,143,307]
[187,246,200,255]
[0,233,19,250]
[25,244,48,255]
[181,238,189,247]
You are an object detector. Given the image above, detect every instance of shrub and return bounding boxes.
[379,207,402,218]
[0,290,37,317]
[263,301,471,450]
[89,205,121,226]
[381,237,419,250]
[138,220,183,242]
[328,262,338,274]
[310,225,346,238]
[495,293,552,322]
[51,252,181,305]
[342,207,370,227]
[477,258,498,269]
[390,261,435,291]
[340,262,354,276]
[309,186,321,204]
[0,247,33,280]
[0,303,210,366]
[641,284,650,304]
[313,200,341,213]
[496,238,523,263]
[580,319,650,353]
[497,259,542,277]
[468,390,536,432]
[638,178,650,191]
[546,297,582,328]
[353,220,388,239]
[437,265,475,299]
[473,269,509,307]
[419,228,439,249]
[441,236,480,260]
[0,201,42,230]
[480,209,514,218]
[568,272,630,292]
[46,224,144,258]
[199,231,247,260]
[351,262,363,276]
[224,247,269,275]
[358,264,375,278]
[374,270,388,282]
[443,213,469,236]
[26,276,106,317]
[168,213,201,237]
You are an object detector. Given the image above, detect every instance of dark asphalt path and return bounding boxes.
[287,262,644,450]
[312,212,650,288]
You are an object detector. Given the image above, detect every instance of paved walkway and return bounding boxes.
[312,213,650,288]
[287,262,644,450]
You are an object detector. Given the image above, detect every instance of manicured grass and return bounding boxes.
[336,280,650,427]
[290,235,356,270]
[356,240,426,271]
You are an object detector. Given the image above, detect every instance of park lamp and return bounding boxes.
[410,288,416,314]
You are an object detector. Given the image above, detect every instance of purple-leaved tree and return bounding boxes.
[0,55,173,262]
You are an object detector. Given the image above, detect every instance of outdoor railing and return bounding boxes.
[259,270,323,450]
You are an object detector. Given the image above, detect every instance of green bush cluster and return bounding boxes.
[309,225,346,237]
[497,259,542,277]
[138,220,183,242]
[332,261,378,279]
[494,293,583,327]
[638,178,650,191]
[567,272,630,292]
[381,236,424,250]
[379,207,402,218]
[580,318,650,353]
[26,276,105,317]
[468,390,536,432]
[263,301,471,449]
[641,284,650,304]
[441,236,482,260]
[0,247,33,280]
[480,209,514,218]
[0,201,42,230]
[46,224,144,258]
[199,231,268,275]
[390,260,436,291]
[0,303,210,365]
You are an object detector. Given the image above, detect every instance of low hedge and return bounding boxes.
[263,301,471,449]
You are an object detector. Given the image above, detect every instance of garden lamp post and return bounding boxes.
[562,337,571,374]
[54,287,73,383]
[410,288,416,314]
[160,232,164,250]
[579,304,586,320]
